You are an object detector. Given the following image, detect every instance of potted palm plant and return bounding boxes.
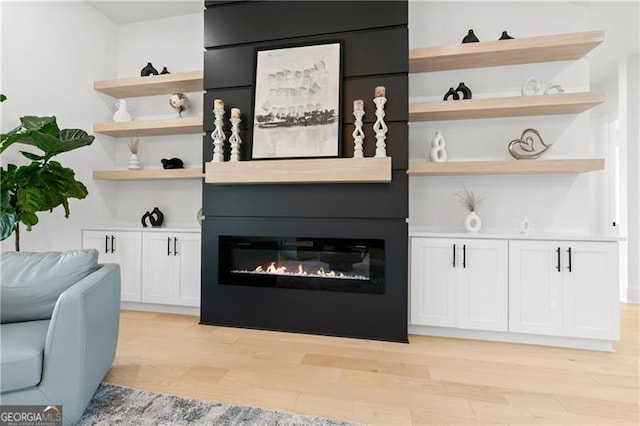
[0,94,95,251]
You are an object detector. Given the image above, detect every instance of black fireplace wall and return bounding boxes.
[201,1,409,342]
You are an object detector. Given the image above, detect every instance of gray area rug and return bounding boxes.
[79,383,361,425]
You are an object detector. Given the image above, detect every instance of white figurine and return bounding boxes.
[113,99,132,122]
[430,131,447,162]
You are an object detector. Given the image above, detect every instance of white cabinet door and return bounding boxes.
[509,240,563,336]
[141,233,180,305]
[562,242,619,340]
[82,230,142,302]
[458,239,508,332]
[410,238,457,327]
[141,232,201,307]
[175,232,201,307]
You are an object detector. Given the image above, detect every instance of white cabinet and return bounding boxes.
[141,232,201,307]
[82,230,142,302]
[509,240,619,340]
[82,229,200,308]
[410,237,508,332]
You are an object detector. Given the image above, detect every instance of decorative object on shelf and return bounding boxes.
[169,92,190,118]
[229,108,242,162]
[462,29,479,43]
[252,41,341,159]
[161,157,184,169]
[520,217,531,234]
[211,99,225,163]
[429,131,447,162]
[443,87,460,101]
[127,138,142,170]
[508,128,552,159]
[141,207,164,228]
[196,208,204,225]
[113,99,132,122]
[521,77,565,96]
[455,188,484,233]
[160,67,170,75]
[499,31,515,40]
[373,86,388,158]
[140,62,159,77]
[455,82,472,99]
[352,99,365,158]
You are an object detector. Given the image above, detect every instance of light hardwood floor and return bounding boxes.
[105,304,639,425]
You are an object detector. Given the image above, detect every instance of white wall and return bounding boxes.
[408,1,604,236]
[105,12,203,228]
[1,1,118,252]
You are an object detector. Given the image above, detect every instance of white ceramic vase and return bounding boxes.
[113,99,132,122]
[128,153,142,170]
[464,211,482,233]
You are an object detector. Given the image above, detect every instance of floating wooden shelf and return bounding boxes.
[410,30,604,73]
[93,168,203,181]
[94,71,203,98]
[205,157,392,184]
[93,116,203,137]
[407,159,605,176]
[409,92,604,121]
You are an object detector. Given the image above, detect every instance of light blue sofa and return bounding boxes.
[0,250,121,426]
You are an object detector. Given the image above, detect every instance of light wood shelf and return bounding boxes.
[93,168,203,181]
[94,70,203,98]
[205,157,392,184]
[407,159,605,176]
[93,116,203,137]
[409,92,604,121]
[410,30,604,73]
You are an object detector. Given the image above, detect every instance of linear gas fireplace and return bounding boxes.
[219,236,384,294]
[201,217,408,342]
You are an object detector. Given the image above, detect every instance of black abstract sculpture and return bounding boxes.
[140,62,159,77]
[160,67,171,75]
[462,29,479,43]
[499,31,515,40]
[455,82,472,99]
[161,157,184,169]
[141,207,164,228]
[443,87,460,101]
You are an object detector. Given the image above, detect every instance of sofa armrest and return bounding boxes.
[39,264,121,422]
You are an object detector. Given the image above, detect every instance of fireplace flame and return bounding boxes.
[235,261,365,280]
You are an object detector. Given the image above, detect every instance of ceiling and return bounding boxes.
[88,1,203,24]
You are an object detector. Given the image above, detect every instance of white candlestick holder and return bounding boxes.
[229,117,242,162]
[352,110,365,158]
[211,108,226,162]
[373,96,388,158]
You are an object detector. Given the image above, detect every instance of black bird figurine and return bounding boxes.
[462,29,479,43]
[499,31,515,40]
[160,66,171,75]
[140,62,159,76]
[444,87,460,101]
[161,157,184,169]
[455,82,472,99]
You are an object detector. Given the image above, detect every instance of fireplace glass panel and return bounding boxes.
[219,236,384,294]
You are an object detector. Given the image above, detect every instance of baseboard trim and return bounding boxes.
[121,301,199,316]
[627,288,640,303]
[408,324,615,352]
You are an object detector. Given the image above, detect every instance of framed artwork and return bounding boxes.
[251,41,342,159]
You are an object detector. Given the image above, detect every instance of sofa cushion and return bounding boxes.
[0,320,50,392]
[1,249,99,323]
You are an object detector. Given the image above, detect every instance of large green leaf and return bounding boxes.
[14,162,40,186]
[19,151,46,161]
[20,211,38,231]
[0,116,59,154]
[65,180,88,200]
[17,187,46,213]
[0,94,6,103]
[0,210,17,240]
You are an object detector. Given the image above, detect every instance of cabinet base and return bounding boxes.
[121,301,199,316]
[408,324,615,352]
